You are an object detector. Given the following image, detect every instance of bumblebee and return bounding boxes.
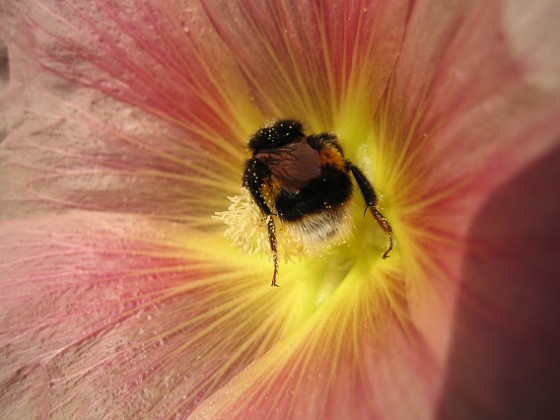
[243,119,393,287]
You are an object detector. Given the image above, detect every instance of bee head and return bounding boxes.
[247,119,304,151]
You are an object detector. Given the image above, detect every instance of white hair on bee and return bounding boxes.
[214,188,354,261]
[283,203,353,256]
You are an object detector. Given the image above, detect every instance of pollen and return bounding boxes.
[213,188,303,262]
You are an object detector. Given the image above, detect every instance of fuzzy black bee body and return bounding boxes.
[243,119,393,286]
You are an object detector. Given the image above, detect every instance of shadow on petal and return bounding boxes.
[437,146,560,419]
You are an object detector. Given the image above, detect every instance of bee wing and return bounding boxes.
[256,143,321,191]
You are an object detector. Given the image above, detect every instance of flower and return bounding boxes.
[1,0,559,418]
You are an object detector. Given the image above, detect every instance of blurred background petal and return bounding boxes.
[438,146,560,419]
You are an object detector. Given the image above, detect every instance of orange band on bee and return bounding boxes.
[319,147,345,168]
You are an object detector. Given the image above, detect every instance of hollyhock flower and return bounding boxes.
[1,0,559,418]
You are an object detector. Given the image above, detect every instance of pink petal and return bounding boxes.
[1,0,408,221]
[0,96,238,223]
[192,298,440,419]
[26,0,253,145]
[1,0,246,220]
[379,0,560,368]
[382,0,560,415]
[0,212,288,418]
[199,0,409,129]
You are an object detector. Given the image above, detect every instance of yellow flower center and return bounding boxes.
[214,121,404,337]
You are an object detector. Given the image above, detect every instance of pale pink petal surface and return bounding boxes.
[0,213,291,418]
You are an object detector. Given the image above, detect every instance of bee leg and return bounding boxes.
[370,207,393,259]
[243,158,281,286]
[266,215,280,287]
[347,162,394,259]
